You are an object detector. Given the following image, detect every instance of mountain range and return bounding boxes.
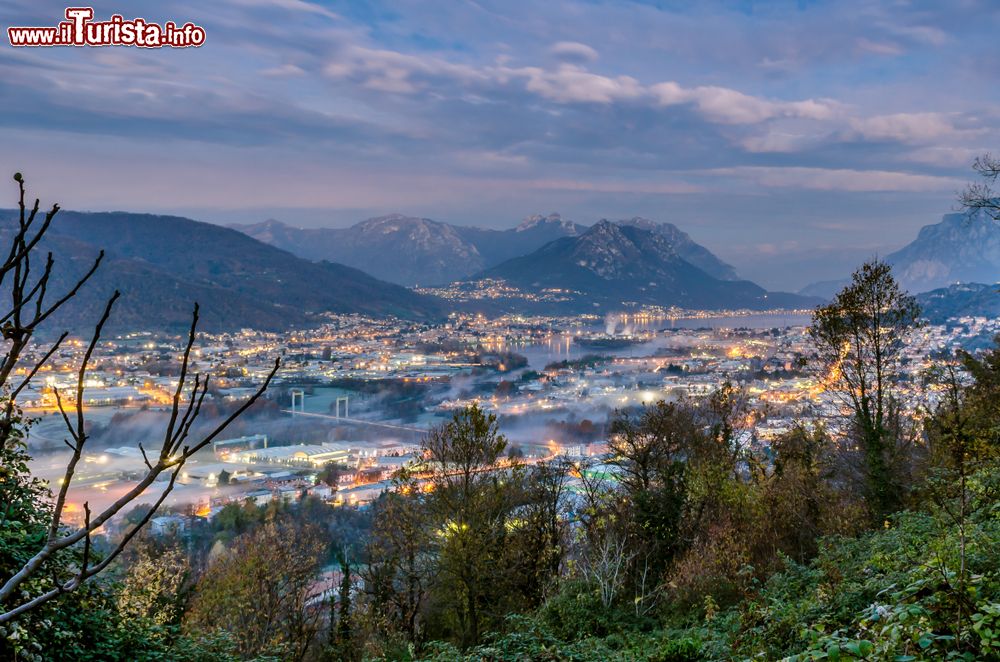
[230,213,585,287]
[231,213,741,286]
[0,210,446,333]
[476,220,816,312]
[0,207,837,333]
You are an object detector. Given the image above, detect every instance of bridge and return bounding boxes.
[280,409,428,434]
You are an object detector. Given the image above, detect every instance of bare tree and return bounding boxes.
[0,174,280,624]
[573,459,631,609]
[958,153,1000,219]
[586,531,632,610]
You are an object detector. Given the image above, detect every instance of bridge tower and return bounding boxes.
[290,389,305,416]
[334,395,349,419]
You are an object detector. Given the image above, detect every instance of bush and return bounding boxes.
[649,636,704,662]
[538,581,631,641]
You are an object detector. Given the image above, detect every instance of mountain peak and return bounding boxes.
[609,217,739,281]
[478,221,811,312]
[516,212,578,234]
[589,218,619,230]
[227,218,301,243]
[359,214,436,230]
[615,216,663,232]
[584,218,629,241]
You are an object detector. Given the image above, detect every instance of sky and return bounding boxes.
[1,0,999,290]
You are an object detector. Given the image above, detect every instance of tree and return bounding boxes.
[317,461,344,487]
[185,520,326,661]
[423,404,514,649]
[923,344,1000,650]
[0,174,280,625]
[329,548,356,661]
[607,400,696,596]
[116,538,190,640]
[501,458,571,610]
[363,472,435,651]
[573,457,632,610]
[763,424,852,563]
[809,259,920,523]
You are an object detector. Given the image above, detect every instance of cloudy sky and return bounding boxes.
[1,0,998,289]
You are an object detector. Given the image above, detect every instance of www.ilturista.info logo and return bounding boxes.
[7,7,205,48]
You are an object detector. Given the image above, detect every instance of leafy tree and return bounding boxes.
[328,549,356,661]
[116,539,189,635]
[363,472,436,651]
[606,400,697,605]
[317,461,345,487]
[185,520,326,661]
[809,259,921,523]
[500,458,571,610]
[422,404,514,648]
[921,343,1000,651]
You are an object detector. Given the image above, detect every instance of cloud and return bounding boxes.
[322,41,840,125]
[226,0,339,21]
[652,83,839,124]
[739,130,822,153]
[549,41,599,64]
[526,178,702,194]
[848,112,962,143]
[904,146,982,168]
[511,64,643,104]
[259,63,306,77]
[1,0,997,291]
[855,38,903,56]
[711,166,962,192]
[323,45,484,93]
[885,24,947,47]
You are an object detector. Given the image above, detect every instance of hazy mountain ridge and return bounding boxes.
[0,210,446,332]
[799,209,1000,301]
[885,209,1000,292]
[230,214,484,287]
[454,213,587,269]
[477,221,815,312]
[231,212,741,287]
[797,278,850,300]
[233,213,584,286]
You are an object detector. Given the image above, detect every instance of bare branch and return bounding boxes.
[0,175,282,625]
[161,303,199,458]
[28,251,105,331]
[10,331,68,400]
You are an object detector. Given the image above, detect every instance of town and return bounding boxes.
[24,305,1000,538]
